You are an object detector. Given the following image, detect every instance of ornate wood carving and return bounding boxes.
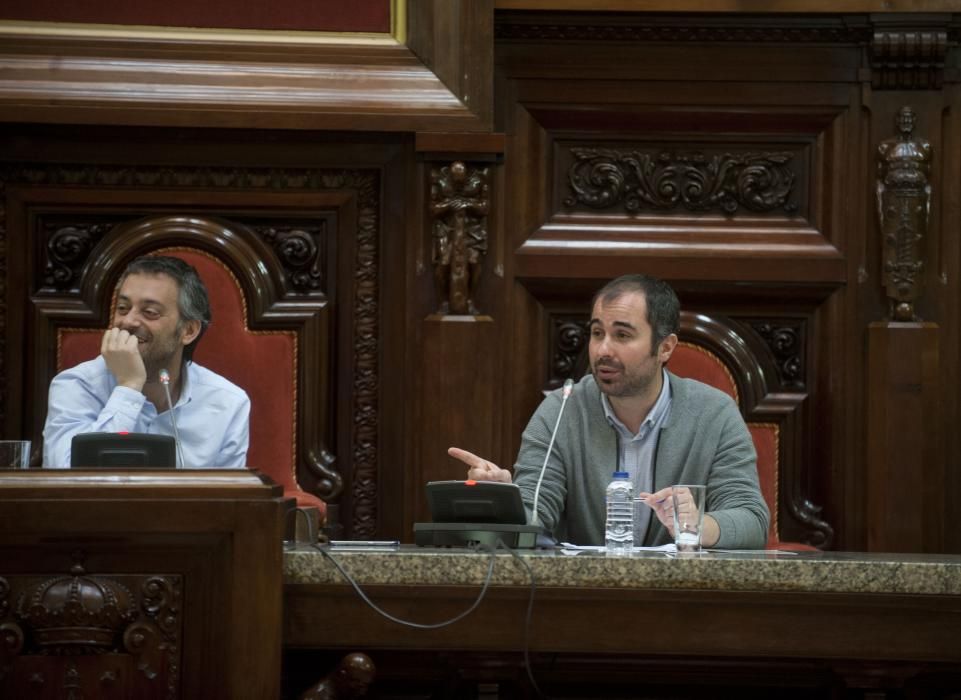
[349,171,381,538]
[0,163,381,536]
[42,222,116,292]
[0,555,182,699]
[549,316,590,391]
[747,320,806,390]
[298,652,376,700]
[871,30,947,90]
[563,147,797,215]
[495,17,870,44]
[0,178,7,431]
[429,161,491,315]
[876,106,932,322]
[253,223,328,295]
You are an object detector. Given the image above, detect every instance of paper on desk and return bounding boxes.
[560,543,798,555]
[560,542,677,553]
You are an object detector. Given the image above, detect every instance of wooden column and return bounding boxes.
[865,322,942,553]
[416,314,497,525]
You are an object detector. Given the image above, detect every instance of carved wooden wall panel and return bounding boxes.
[1,565,183,699]
[491,11,961,551]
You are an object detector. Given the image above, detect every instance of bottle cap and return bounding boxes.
[612,471,629,479]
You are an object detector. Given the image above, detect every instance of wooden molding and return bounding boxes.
[0,24,488,132]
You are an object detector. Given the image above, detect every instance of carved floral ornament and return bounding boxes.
[563,147,797,215]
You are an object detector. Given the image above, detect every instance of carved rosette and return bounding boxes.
[0,577,25,678]
[563,147,797,215]
[549,317,590,389]
[124,576,181,695]
[429,161,490,315]
[42,222,114,292]
[748,321,805,389]
[254,224,327,294]
[875,106,932,321]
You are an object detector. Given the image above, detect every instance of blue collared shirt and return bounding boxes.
[600,368,673,539]
[42,356,250,468]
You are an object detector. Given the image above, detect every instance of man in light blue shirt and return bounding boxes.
[43,255,250,468]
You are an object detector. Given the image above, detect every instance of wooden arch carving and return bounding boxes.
[39,214,339,504]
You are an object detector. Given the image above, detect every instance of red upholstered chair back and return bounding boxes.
[57,248,324,512]
[668,342,784,549]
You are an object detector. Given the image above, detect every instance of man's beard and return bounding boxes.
[130,329,182,382]
[591,358,659,398]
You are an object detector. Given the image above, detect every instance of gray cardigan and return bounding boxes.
[513,372,770,549]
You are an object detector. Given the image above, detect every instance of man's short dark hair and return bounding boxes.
[591,274,680,355]
[119,255,211,363]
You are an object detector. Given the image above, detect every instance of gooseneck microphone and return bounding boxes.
[159,369,185,469]
[530,378,575,527]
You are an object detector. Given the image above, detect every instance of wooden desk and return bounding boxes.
[284,547,961,698]
[0,469,287,700]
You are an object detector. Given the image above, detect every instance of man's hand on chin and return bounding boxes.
[101,327,147,392]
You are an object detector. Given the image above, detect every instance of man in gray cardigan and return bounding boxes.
[450,274,769,549]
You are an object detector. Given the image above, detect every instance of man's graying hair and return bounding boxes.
[591,274,680,355]
[119,255,211,363]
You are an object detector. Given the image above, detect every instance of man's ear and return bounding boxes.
[179,319,203,347]
[658,333,679,364]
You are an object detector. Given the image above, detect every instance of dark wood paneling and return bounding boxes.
[285,578,961,697]
[866,322,943,553]
[408,0,495,128]
[414,316,498,530]
[0,469,286,699]
[493,11,960,553]
[1,7,960,556]
[0,125,412,540]
[0,31,484,133]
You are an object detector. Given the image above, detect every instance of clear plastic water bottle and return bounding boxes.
[605,471,634,555]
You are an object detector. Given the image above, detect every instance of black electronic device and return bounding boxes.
[414,480,555,549]
[70,432,176,468]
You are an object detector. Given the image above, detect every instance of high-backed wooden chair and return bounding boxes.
[56,247,326,517]
[669,341,813,550]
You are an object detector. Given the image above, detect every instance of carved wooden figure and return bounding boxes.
[876,105,932,321]
[430,161,490,315]
[299,652,375,700]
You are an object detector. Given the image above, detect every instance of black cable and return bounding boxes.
[313,541,498,630]
[500,543,550,700]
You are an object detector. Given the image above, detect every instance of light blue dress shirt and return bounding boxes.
[42,356,250,468]
[600,368,673,540]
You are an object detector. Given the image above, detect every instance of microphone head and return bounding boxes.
[159,369,170,385]
[562,378,574,398]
